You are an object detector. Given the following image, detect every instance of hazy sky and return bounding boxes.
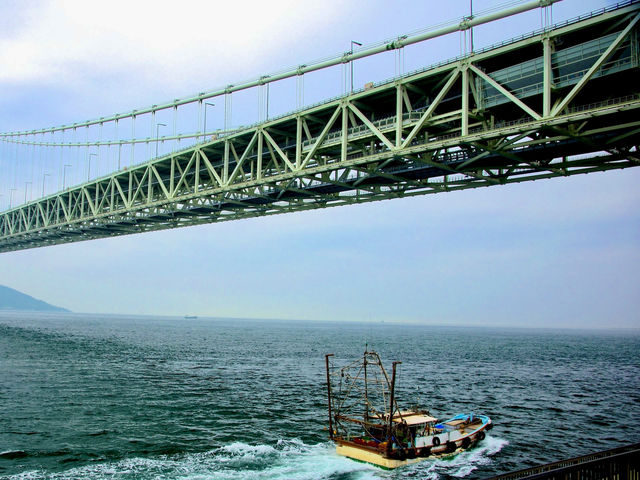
[1,0,638,329]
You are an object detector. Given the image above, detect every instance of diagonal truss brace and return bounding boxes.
[401,68,461,149]
[551,12,640,117]
[262,129,296,172]
[300,106,342,170]
[469,64,541,120]
[348,102,396,151]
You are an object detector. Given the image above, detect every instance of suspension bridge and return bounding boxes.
[0,0,638,253]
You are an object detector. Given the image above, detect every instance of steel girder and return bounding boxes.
[1,3,639,253]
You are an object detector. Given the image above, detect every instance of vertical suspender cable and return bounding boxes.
[172,106,177,153]
[59,129,65,190]
[131,115,136,168]
[150,110,155,160]
[116,119,121,170]
[198,99,203,143]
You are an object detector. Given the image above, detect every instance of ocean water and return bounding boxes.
[0,313,638,480]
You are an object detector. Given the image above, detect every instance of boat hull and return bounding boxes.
[336,442,425,469]
[335,413,491,469]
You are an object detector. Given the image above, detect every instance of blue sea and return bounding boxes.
[1,313,638,479]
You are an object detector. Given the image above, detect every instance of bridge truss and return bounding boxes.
[0,1,639,253]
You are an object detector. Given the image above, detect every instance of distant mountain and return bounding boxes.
[0,285,70,312]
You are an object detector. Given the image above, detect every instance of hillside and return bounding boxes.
[0,285,70,312]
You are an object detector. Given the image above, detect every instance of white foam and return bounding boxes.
[4,436,508,480]
[405,434,509,479]
[4,441,377,480]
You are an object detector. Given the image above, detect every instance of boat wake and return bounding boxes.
[5,440,370,480]
[402,435,509,479]
[5,436,507,479]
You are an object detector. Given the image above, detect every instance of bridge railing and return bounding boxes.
[484,443,640,480]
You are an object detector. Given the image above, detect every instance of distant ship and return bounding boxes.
[184,315,198,319]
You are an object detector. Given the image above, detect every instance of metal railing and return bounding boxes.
[484,443,640,480]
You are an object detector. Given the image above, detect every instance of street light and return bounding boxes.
[9,188,16,208]
[350,40,362,93]
[42,173,51,197]
[204,102,215,138]
[87,153,97,181]
[156,123,166,157]
[63,164,72,189]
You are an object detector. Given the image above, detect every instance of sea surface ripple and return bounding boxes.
[0,313,638,479]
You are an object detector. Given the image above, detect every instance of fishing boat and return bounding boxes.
[324,350,492,469]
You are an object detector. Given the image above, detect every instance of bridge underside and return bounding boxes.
[1,3,639,253]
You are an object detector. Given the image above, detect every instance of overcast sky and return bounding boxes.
[0,0,638,329]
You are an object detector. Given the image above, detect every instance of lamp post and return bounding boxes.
[204,103,215,138]
[350,40,362,93]
[87,153,97,181]
[156,123,166,157]
[63,164,72,189]
[9,188,16,208]
[42,173,50,197]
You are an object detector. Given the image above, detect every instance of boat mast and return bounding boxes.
[325,354,334,440]
[363,350,369,424]
[386,360,401,455]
